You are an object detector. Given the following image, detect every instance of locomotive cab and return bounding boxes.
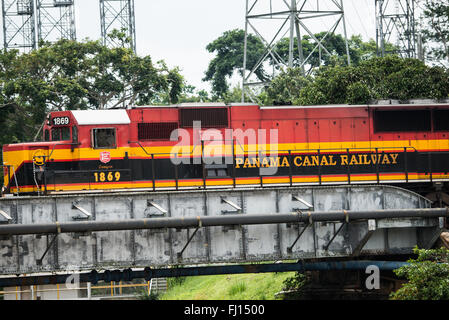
[2,111,77,194]
[2,109,132,194]
[43,113,77,144]
[39,111,78,166]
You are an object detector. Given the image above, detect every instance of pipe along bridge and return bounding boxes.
[0,185,446,287]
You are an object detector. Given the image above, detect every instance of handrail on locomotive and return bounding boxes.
[22,144,422,196]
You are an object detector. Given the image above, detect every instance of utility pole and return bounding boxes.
[99,0,136,52]
[2,0,76,51]
[375,0,416,58]
[36,0,76,44]
[242,0,350,103]
[2,0,36,52]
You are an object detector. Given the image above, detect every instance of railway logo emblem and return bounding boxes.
[32,150,47,166]
[100,151,111,164]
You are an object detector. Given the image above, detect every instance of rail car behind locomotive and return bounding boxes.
[3,101,449,196]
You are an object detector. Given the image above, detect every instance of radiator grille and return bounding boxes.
[180,108,228,128]
[138,122,179,140]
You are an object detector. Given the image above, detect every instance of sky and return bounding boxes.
[73,0,379,92]
[3,0,381,92]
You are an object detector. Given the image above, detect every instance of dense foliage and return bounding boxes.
[273,34,397,70]
[0,36,185,185]
[203,29,397,99]
[390,247,449,300]
[0,37,183,146]
[265,55,449,105]
[203,29,268,99]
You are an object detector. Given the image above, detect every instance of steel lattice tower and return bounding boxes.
[36,0,76,44]
[242,0,350,102]
[99,0,136,52]
[2,0,36,51]
[375,0,416,58]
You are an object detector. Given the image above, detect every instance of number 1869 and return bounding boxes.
[93,171,121,182]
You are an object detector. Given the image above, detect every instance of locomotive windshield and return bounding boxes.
[51,127,71,141]
[43,114,73,142]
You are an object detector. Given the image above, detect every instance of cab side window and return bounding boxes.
[72,126,78,143]
[93,128,116,149]
[44,129,50,142]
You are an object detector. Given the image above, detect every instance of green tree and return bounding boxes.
[0,48,40,145]
[421,0,449,65]
[278,272,308,300]
[0,36,184,188]
[273,33,351,70]
[203,29,268,99]
[390,247,449,300]
[203,30,397,100]
[222,85,261,105]
[0,37,183,142]
[175,83,216,103]
[265,55,449,105]
[273,34,398,70]
[348,35,398,64]
[265,68,312,105]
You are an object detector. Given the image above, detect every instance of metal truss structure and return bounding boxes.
[242,0,350,102]
[1,0,76,51]
[375,0,416,58]
[36,0,76,44]
[1,0,36,51]
[99,0,136,52]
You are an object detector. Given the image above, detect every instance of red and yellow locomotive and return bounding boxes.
[2,102,449,196]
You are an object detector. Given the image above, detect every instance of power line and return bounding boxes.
[348,0,371,40]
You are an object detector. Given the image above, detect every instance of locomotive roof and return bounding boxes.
[63,100,449,122]
[261,100,449,109]
[130,102,232,108]
[129,99,449,110]
[260,104,449,110]
[71,109,131,125]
